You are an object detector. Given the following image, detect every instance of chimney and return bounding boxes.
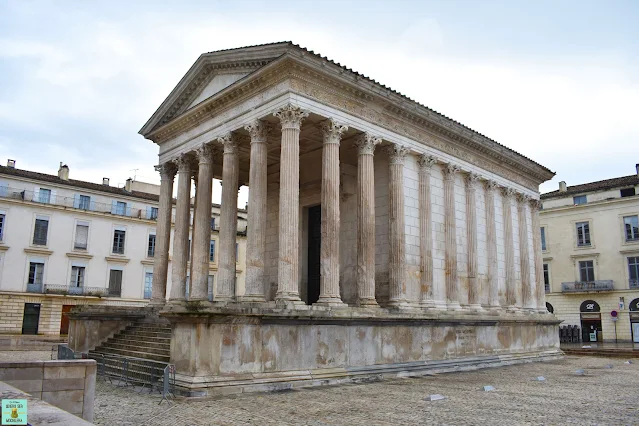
[102,177,110,186]
[57,162,69,181]
[559,181,567,192]
[6,159,15,168]
[125,178,132,192]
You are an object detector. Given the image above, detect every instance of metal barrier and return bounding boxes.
[90,353,175,403]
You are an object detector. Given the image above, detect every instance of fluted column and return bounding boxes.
[501,187,517,312]
[517,194,534,310]
[484,180,500,309]
[354,133,381,307]
[443,163,462,310]
[387,144,409,308]
[169,155,193,301]
[216,133,240,302]
[274,104,308,305]
[417,155,437,309]
[317,119,348,306]
[188,169,198,288]
[150,162,177,305]
[242,120,270,302]
[465,172,483,311]
[530,199,547,313]
[190,143,215,301]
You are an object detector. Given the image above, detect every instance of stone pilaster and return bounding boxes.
[517,194,534,311]
[417,155,437,309]
[529,199,547,313]
[242,119,270,302]
[169,154,193,301]
[442,163,462,310]
[484,180,500,309]
[501,187,517,311]
[386,144,410,308]
[150,162,177,305]
[354,133,381,307]
[316,119,348,306]
[465,172,483,311]
[190,143,215,301]
[273,104,308,305]
[216,133,240,302]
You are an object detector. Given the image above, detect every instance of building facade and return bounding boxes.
[0,161,247,336]
[541,166,639,343]
[77,42,564,396]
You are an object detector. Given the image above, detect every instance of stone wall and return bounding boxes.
[0,359,96,422]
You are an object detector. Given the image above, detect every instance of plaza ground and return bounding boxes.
[2,351,637,425]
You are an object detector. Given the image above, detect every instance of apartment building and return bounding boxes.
[540,165,639,343]
[0,160,247,336]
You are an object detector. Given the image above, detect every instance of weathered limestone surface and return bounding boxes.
[501,187,517,311]
[443,164,462,310]
[517,194,533,310]
[418,155,436,309]
[169,155,193,301]
[530,199,547,313]
[387,144,409,308]
[150,162,176,304]
[465,173,482,311]
[484,181,501,309]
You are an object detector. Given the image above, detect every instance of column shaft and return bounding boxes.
[190,144,215,301]
[169,155,193,301]
[188,171,197,290]
[484,181,500,309]
[355,133,381,306]
[530,199,547,312]
[150,162,176,304]
[443,163,462,310]
[274,104,308,304]
[517,194,534,310]
[216,134,240,301]
[466,173,482,311]
[387,144,409,308]
[418,155,436,308]
[317,120,348,306]
[243,120,270,302]
[501,187,517,310]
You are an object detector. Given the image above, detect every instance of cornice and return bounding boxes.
[105,256,131,264]
[66,252,94,260]
[0,244,8,252]
[24,247,53,256]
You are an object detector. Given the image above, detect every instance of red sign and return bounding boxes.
[611,310,618,318]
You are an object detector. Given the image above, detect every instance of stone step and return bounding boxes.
[124,330,172,339]
[91,346,170,363]
[108,337,171,350]
[99,342,170,356]
[127,325,172,333]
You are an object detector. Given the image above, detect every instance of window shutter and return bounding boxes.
[50,190,57,204]
[73,194,80,208]
[111,200,117,215]
[75,224,89,249]
[0,181,8,197]
[146,206,152,219]
[32,186,40,202]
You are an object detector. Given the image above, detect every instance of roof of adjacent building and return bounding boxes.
[541,174,639,199]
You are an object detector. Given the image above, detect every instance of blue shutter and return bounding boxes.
[111,200,117,215]
[73,194,80,209]
[50,190,57,205]
[0,181,8,197]
[146,206,152,219]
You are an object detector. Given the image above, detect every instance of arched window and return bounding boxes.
[580,300,600,312]
[629,298,639,312]
[545,302,554,314]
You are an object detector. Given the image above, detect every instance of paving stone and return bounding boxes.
[424,394,446,401]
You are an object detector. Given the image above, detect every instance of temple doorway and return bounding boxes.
[307,205,321,305]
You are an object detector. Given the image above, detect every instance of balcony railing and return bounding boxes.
[630,279,639,289]
[25,283,121,297]
[0,186,154,220]
[561,280,614,293]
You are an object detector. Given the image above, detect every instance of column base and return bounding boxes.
[275,292,304,309]
[214,295,236,303]
[505,305,521,314]
[314,297,348,308]
[447,301,463,311]
[238,294,266,303]
[419,299,437,310]
[430,300,449,310]
[387,299,412,310]
[148,298,167,307]
[467,303,484,312]
[357,298,379,308]
[487,304,502,312]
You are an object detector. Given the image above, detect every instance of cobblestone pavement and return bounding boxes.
[89,356,639,426]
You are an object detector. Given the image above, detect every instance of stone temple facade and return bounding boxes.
[133,42,560,395]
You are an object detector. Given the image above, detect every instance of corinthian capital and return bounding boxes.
[483,179,499,192]
[195,143,215,164]
[442,163,460,181]
[354,132,382,155]
[417,154,437,171]
[500,186,516,199]
[319,119,348,145]
[217,133,239,155]
[174,153,195,172]
[244,119,271,143]
[465,172,480,192]
[529,198,542,211]
[155,162,177,180]
[385,144,409,165]
[273,103,309,130]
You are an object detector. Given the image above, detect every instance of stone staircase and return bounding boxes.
[89,323,171,363]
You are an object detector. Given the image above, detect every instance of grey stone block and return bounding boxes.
[4,379,43,393]
[574,369,585,375]
[481,385,495,391]
[425,394,446,401]
[534,376,546,381]
[42,378,85,392]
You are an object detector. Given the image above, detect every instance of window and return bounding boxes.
[144,271,153,299]
[70,266,85,287]
[33,218,49,245]
[579,260,595,283]
[624,216,639,242]
[573,195,587,205]
[540,227,547,251]
[112,229,126,254]
[208,275,214,301]
[209,240,215,262]
[74,222,89,250]
[38,188,51,204]
[115,201,127,216]
[0,213,4,241]
[543,264,550,293]
[629,257,639,288]
[149,207,158,220]
[621,188,636,198]
[78,195,91,210]
[108,269,123,297]
[28,262,44,285]
[210,218,216,231]
[148,234,156,257]
[576,221,591,246]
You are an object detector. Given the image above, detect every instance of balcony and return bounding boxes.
[561,280,614,293]
[630,279,639,289]
[25,283,121,297]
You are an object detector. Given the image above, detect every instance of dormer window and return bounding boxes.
[573,195,587,205]
[621,188,636,198]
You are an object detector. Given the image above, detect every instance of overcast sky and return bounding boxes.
[1,0,637,204]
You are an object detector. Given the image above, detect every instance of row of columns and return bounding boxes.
[150,102,546,313]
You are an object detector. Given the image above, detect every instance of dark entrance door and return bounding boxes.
[22,303,40,335]
[580,300,602,342]
[60,305,73,335]
[307,205,321,305]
